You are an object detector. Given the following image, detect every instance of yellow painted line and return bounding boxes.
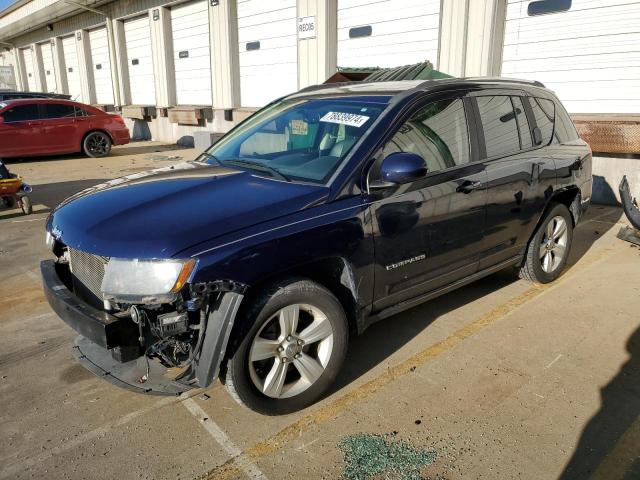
[200,243,619,480]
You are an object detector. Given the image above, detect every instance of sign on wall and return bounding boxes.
[297,16,316,40]
[0,66,16,90]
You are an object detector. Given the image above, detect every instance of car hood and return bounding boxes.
[47,161,329,258]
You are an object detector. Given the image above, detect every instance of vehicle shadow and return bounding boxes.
[0,179,108,221]
[330,206,619,397]
[1,142,185,165]
[559,324,640,480]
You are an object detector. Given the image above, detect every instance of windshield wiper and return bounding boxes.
[222,159,292,182]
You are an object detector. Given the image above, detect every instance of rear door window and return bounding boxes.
[2,104,40,122]
[476,95,521,158]
[382,97,470,172]
[529,97,555,145]
[42,103,76,119]
[511,96,532,149]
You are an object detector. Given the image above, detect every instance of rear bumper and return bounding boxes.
[41,259,137,349]
[112,128,130,145]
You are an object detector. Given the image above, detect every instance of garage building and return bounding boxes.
[0,0,638,159]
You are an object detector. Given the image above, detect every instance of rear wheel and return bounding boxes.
[520,203,573,283]
[83,132,112,158]
[224,279,349,415]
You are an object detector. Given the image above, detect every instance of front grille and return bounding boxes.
[68,248,109,301]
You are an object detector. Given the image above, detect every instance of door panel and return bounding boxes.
[474,94,556,268]
[40,103,79,153]
[0,104,42,156]
[370,96,487,312]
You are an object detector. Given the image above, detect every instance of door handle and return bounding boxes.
[456,180,482,194]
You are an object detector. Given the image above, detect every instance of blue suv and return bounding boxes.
[42,78,592,414]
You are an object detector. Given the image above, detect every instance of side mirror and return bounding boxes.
[373,152,428,188]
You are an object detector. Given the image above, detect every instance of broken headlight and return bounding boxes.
[101,258,197,303]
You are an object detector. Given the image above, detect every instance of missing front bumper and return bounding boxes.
[73,336,193,396]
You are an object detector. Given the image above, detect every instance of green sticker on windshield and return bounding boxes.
[290,119,308,136]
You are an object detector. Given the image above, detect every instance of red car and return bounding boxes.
[0,98,130,159]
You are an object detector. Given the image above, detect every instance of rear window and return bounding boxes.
[476,95,521,158]
[2,104,39,122]
[529,97,555,145]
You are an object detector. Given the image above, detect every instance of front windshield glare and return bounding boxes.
[204,99,384,184]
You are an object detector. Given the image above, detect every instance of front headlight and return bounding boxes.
[101,258,197,303]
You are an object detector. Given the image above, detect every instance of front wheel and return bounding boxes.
[520,203,573,283]
[224,279,349,415]
[83,132,112,158]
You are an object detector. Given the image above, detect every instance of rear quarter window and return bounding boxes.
[529,97,555,145]
[553,101,579,143]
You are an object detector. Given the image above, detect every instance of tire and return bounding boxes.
[83,131,112,158]
[20,196,32,215]
[1,196,14,209]
[520,203,573,284]
[224,278,349,415]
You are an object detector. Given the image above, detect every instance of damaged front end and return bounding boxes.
[41,241,245,395]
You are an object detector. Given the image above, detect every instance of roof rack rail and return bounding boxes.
[459,77,546,88]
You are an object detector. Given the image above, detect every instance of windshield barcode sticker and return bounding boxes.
[320,112,370,128]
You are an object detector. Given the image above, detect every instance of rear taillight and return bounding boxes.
[113,115,125,125]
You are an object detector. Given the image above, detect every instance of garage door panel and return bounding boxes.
[21,48,37,91]
[337,0,441,68]
[171,0,212,106]
[62,36,82,102]
[40,42,57,93]
[89,27,114,105]
[238,0,297,107]
[124,16,155,105]
[238,20,297,42]
[502,0,640,114]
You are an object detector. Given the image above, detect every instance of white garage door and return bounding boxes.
[237,0,298,107]
[124,15,156,105]
[21,47,37,92]
[338,0,441,69]
[502,0,640,114]
[62,35,83,102]
[171,0,212,105]
[89,27,115,105]
[0,53,16,89]
[39,42,57,93]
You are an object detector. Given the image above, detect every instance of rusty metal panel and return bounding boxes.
[168,106,202,125]
[572,116,640,154]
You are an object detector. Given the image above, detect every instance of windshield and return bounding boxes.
[202,98,384,184]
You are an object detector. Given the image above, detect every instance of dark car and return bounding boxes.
[0,98,129,159]
[0,90,72,101]
[41,78,592,414]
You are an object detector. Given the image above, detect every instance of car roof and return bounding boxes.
[289,77,549,101]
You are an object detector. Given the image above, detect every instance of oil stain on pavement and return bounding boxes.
[339,433,438,480]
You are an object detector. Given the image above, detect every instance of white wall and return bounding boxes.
[502,0,640,114]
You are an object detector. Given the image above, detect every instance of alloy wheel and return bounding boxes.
[248,303,334,399]
[88,134,109,156]
[539,215,569,273]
